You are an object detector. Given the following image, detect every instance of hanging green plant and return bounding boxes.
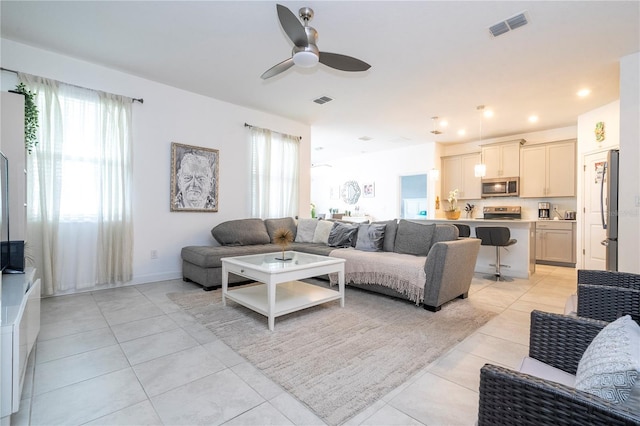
[13,83,39,154]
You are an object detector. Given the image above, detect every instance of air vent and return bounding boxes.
[489,11,529,37]
[507,13,528,30]
[313,96,333,105]
[358,136,373,141]
[489,21,510,37]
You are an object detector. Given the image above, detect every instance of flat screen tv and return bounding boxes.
[0,151,9,272]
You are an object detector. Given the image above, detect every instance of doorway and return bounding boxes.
[400,174,427,219]
[583,150,609,270]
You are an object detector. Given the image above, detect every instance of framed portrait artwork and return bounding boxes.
[170,142,219,212]
[362,182,375,198]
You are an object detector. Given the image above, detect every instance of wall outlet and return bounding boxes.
[150,249,158,259]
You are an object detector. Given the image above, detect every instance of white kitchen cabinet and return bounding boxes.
[441,152,481,201]
[520,140,576,197]
[536,221,576,265]
[481,140,523,178]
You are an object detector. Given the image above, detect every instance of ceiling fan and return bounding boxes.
[261,4,371,79]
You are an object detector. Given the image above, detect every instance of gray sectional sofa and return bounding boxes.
[181,217,481,311]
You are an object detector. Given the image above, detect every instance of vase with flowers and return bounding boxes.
[445,189,461,220]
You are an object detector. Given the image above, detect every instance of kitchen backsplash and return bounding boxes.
[466,197,578,220]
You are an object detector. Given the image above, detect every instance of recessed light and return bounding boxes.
[577,88,591,97]
[528,115,539,123]
[457,129,466,136]
[439,120,448,127]
[483,110,494,118]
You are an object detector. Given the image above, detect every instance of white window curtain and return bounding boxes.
[250,127,299,218]
[19,73,133,296]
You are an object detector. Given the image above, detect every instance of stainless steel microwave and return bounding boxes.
[481,177,519,198]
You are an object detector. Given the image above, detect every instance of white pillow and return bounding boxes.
[295,218,318,243]
[312,220,334,244]
[575,315,640,413]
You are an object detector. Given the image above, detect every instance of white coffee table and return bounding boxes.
[221,251,345,331]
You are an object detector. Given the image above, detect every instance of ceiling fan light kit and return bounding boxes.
[293,49,319,68]
[261,4,371,79]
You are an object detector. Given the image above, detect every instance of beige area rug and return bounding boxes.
[169,282,496,425]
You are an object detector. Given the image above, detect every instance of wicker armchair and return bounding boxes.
[577,269,640,323]
[478,310,640,426]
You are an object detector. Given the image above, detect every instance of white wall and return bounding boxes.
[0,38,311,286]
[618,52,640,272]
[310,142,437,221]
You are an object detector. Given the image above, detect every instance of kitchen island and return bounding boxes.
[411,218,536,279]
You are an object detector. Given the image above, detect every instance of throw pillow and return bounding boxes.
[393,220,436,256]
[211,218,270,246]
[312,220,334,244]
[295,218,318,243]
[355,223,386,252]
[264,217,297,243]
[327,222,358,248]
[372,219,398,252]
[575,315,640,413]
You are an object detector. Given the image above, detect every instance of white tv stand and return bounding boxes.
[1,267,39,420]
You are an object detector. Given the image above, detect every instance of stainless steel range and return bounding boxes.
[483,206,522,220]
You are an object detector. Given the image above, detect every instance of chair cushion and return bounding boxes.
[211,218,270,246]
[393,220,435,256]
[312,220,334,244]
[564,294,577,316]
[354,223,386,252]
[519,356,576,387]
[575,315,640,413]
[295,218,318,243]
[327,222,358,248]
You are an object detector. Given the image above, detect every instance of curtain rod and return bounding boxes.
[244,122,302,140]
[1,67,144,104]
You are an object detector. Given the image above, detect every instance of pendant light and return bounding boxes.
[474,105,487,178]
[430,116,443,135]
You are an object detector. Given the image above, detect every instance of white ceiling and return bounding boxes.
[1,1,638,164]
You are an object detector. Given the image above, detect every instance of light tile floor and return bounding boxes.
[12,264,576,425]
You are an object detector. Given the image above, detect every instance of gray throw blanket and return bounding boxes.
[328,248,426,304]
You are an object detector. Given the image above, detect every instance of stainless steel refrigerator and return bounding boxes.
[601,149,619,271]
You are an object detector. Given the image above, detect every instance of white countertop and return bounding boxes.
[425,218,577,224]
[428,218,537,224]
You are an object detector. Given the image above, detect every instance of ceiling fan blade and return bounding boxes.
[276,4,307,47]
[319,52,371,72]
[261,58,295,79]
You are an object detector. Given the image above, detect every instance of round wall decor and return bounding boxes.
[341,180,361,205]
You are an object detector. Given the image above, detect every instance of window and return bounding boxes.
[250,127,299,218]
[21,73,133,294]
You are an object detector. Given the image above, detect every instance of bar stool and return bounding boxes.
[475,227,517,280]
[453,223,471,238]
